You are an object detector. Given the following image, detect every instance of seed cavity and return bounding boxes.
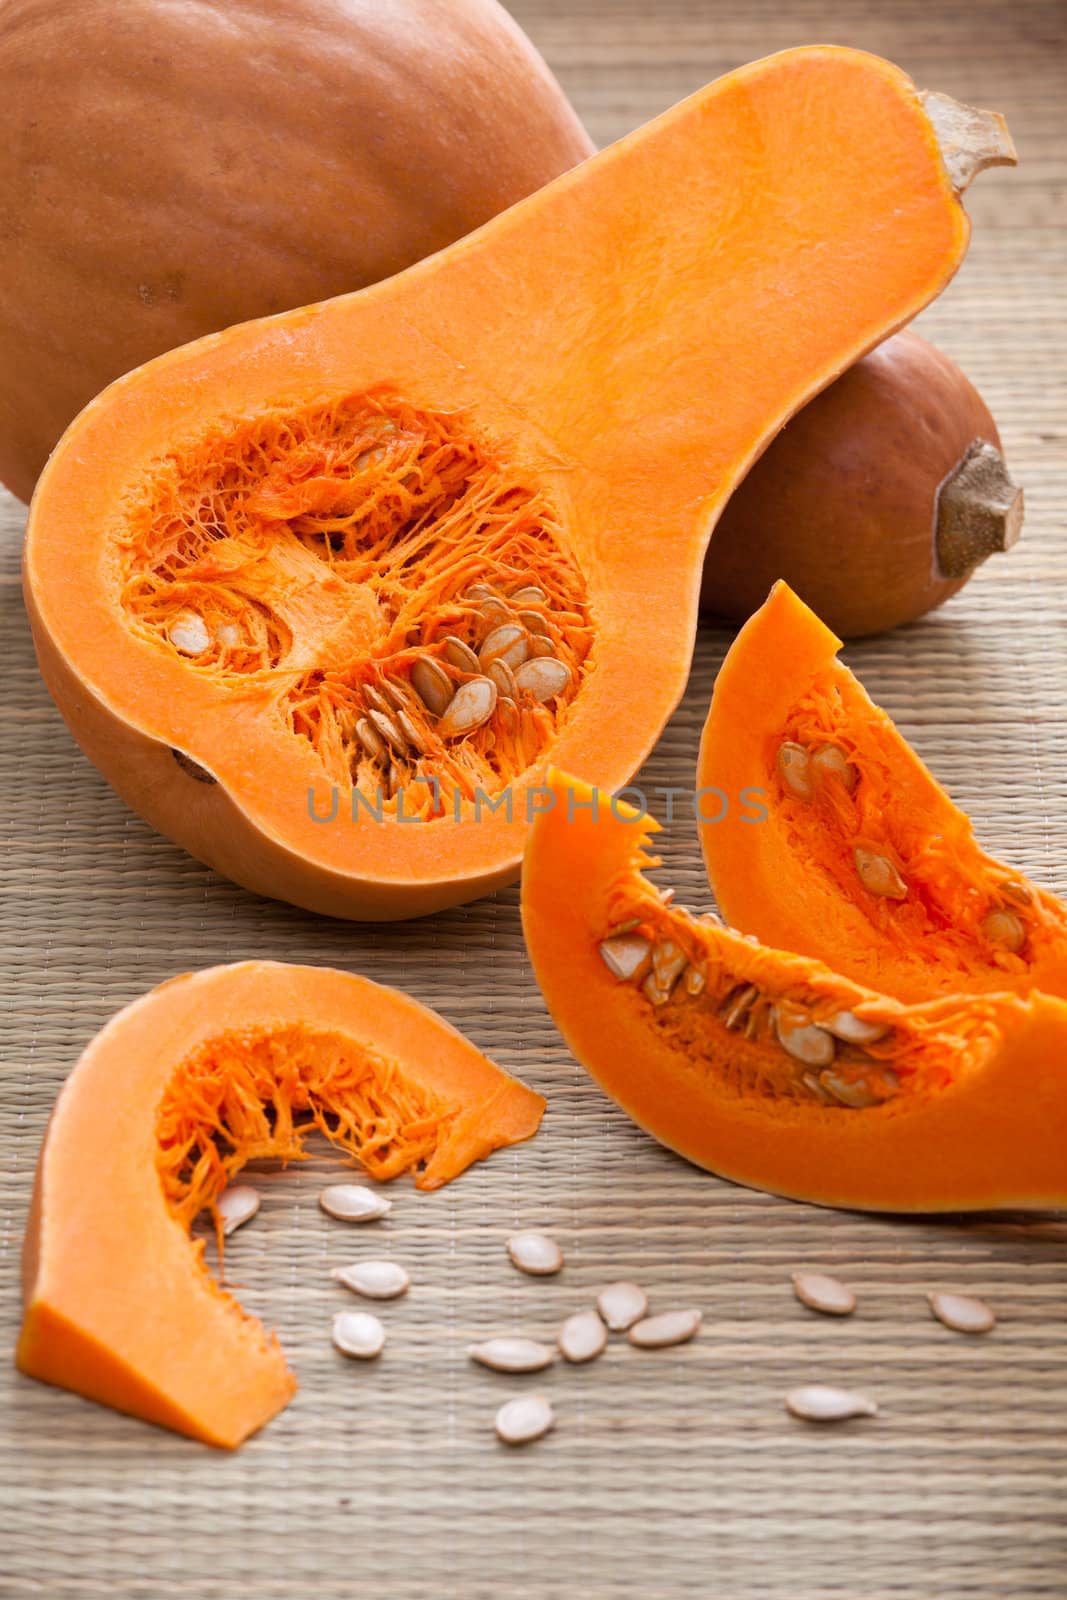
[791,1272,856,1317]
[558,1309,608,1364]
[495,1394,554,1445]
[786,1385,877,1422]
[854,847,908,900]
[332,1310,386,1359]
[332,1260,410,1300]
[216,1183,260,1236]
[319,1184,392,1223]
[469,1338,556,1373]
[928,1290,995,1334]
[507,1232,564,1276]
[627,1308,702,1349]
[596,1282,648,1332]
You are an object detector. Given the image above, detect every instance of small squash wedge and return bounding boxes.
[698,583,1067,1002]
[17,962,544,1448]
[522,771,1067,1212]
[24,48,1013,918]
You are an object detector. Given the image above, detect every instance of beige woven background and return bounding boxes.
[2,2,1065,1596]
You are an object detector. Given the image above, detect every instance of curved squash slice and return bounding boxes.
[24,48,1006,919]
[522,771,1067,1212]
[699,583,1067,1002]
[17,962,544,1448]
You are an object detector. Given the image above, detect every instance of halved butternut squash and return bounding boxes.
[17,962,543,1447]
[522,771,1067,1211]
[23,48,1012,918]
[699,583,1067,1002]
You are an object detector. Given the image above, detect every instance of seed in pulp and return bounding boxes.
[170,612,212,656]
[368,708,407,754]
[479,623,529,672]
[823,1010,889,1046]
[599,935,651,981]
[982,908,1025,953]
[811,743,859,792]
[596,1281,648,1332]
[785,1385,877,1422]
[928,1290,995,1334]
[777,740,812,799]
[684,964,707,996]
[495,1394,554,1446]
[854,848,908,900]
[774,1010,836,1068]
[319,1184,392,1222]
[510,585,546,605]
[722,984,759,1032]
[507,1232,564,1276]
[513,657,571,703]
[437,676,498,738]
[412,656,452,717]
[469,1338,556,1373]
[332,1260,410,1300]
[819,1070,882,1109]
[558,1309,608,1364]
[627,1308,702,1349]
[356,717,385,760]
[442,635,480,674]
[487,658,518,698]
[216,1183,260,1236]
[791,1272,856,1317]
[332,1310,386,1359]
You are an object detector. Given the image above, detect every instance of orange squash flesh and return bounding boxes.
[17,962,544,1448]
[522,771,1067,1212]
[699,583,1067,1003]
[24,47,991,919]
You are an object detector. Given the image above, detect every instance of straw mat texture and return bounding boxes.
[1,2,1064,1595]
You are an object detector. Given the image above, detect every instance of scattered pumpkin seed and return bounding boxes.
[469,1338,556,1373]
[928,1290,995,1334]
[332,1310,386,1360]
[332,1260,410,1300]
[596,1281,648,1332]
[627,1308,702,1349]
[507,1232,564,1276]
[319,1184,392,1222]
[791,1272,856,1317]
[599,934,651,980]
[514,656,571,702]
[774,1010,836,1068]
[495,1394,554,1445]
[854,847,908,900]
[437,676,498,738]
[785,1385,877,1422]
[216,1183,260,1236]
[982,908,1025,953]
[170,612,212,656]
[558,1309,608,1364]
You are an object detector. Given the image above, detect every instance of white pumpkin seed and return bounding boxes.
[507,1232,564,1276]
[684,964,706,996]
[722,984,759,1031]
[332,1260,410,1300]
[819,1070,881,1109]
[928,1290,995,1334]
[469,1338,556,1373]
[528,635,556,659]
[627,1308,702,1349]
[355,717,386,760]
[516,608,551,635]
[443,635,480,673]
[396,709,427,754]
[652,940,688,990]
[437,676,498,739]
[982,908,1025,953]
[462,583,496,603]
[513,656,571,703]
[596,1281,648,1332]
[368,708,407,755]
[786,1385,877,1422]
[811,743,859,792]
[774,1010,836,1067]
[362,684,392,715]
[216,1183,259,1236]
[487,657,517,698]
[217,621,240,648]
[477,596,512,627]
[824,1010,889,1046]
[854,847,908,900]
[558,1309,608,1364]
[412,655,453,716]
[642,973,672,1007]
[332,1310,386,1359]
[510,585,546,605]
[791,1272,856,1317]
[479,623,529,673]
[777,740,812,799]
[319,1184,392,1222]
[599,934,651,981]
[495,1394,554,1445]
[170,612,212,656]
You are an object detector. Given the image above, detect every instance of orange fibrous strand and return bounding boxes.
[773,671,1067,980]
[155,1024,455,1252]
[119,390,594,813]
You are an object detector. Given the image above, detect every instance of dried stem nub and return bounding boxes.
[936,439,1024,580]
[920,91,1017,192]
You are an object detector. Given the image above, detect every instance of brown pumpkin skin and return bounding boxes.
[0,0,593,503]
[699,330,1017,637]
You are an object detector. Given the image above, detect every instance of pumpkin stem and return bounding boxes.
[920,91,1017,192]
[936,440,1024,579]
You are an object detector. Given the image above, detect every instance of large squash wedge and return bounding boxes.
[23,48,1012,918]
[522,771,1067,1212]
[698,583,1067,1002]
[17,962,544,1448]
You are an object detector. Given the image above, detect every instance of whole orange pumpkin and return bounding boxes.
[0,0,593,502]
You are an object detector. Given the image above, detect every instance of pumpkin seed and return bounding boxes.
[496,694,519,733]
[513,656,571,703]
[437,676,498,739]
[528,635,557,659]
[368,708,408,755]
[487,657,518,698]
[319,1184,392,1222]
[811,743,859,792]
[396,709,427,754]
[1000,880,1033,908]
[379,679,409,712]
[928,1290,995,1334]
[786,1385,877,1422]
[854,847,908,900]
[510,585,546,605]
[217,1183,260,1236]
[495,1394,554,1445]
[628,1308,702,1349]
[363,684,392,715]
[507,1232,564,1276]
[332,1310,386,1359]
[443,635,480,673]
[824,1010,889,1046]
[791,1272,856,1317]
[801,1071,833,1104]
[411,656,453,717]
[774,1010,836,1068]
[516,608,551,635]
[819,1070,881,1109]
[642,973,672,1007]
[478,596,512,628]
[479,623,529,672]
[332,1260,410,1300]
[558,1309,608,1364]
[777,740,812,799]
[599,934,651,981]
[684,964,706,996]
[469,1338,556,1373]
[170,612,212,656]
[462,583,496,603]
[651,940,687,990]
[982,908,1025,952]
[355,717,386,760]
[596,1281,648,1332]
[722,984,759,1031]
[217,621,240,648]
